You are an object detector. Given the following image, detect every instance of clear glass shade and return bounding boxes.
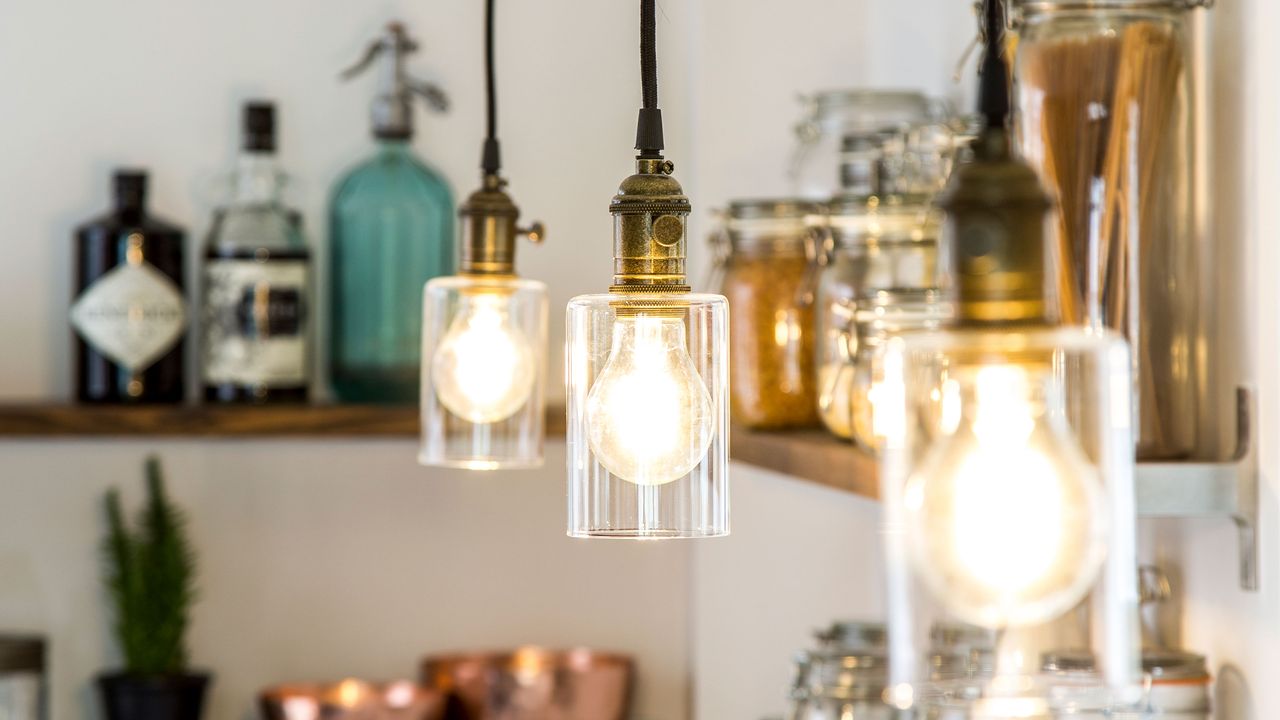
[419,275,548,469]
[566,293,729,538]
[877,326,1141,717]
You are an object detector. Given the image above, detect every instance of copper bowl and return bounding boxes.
[419,647,634,720]
[260,679,445,720]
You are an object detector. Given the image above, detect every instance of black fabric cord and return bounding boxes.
[481,0,501,175]
[978,0,1010,129]
[634,0,665,156]
[640,0,657,110]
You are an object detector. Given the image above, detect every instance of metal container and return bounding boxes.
[419,647,633,720]
[260,679,444,720]
[0,636,44,720]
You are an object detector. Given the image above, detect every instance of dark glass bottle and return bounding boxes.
[72,171,187,403]
[201,101,311,404]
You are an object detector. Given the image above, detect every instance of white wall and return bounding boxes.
[0,442,690,720]
[1160,0,1280,718]
[690,467,884,720]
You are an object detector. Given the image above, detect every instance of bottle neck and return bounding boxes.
[231,151,283,204]
[376,138,413,157]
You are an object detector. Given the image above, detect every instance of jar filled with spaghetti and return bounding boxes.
[712,199,820,429]
[1014,0,1210,459]
[848,290,951,453]
[811,195,943,439]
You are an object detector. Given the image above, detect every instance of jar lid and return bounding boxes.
[802,651,890,701]
[821,195,941,248]
[930,622,996,650]
[727,198,816,221]
[814,620,887,651]
[721,198,815,253]
[804,90,935,132]
[1016,0,1210,13]
[1041,650,1098,673]
[1143,649,1209,683]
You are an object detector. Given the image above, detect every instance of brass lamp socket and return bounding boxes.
[608,156,691,295]
[457,173,544,276]
[936,126,1054,326]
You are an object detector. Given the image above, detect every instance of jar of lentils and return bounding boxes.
[712,199,821,429]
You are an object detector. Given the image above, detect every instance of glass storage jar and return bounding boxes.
[811,196,942,439]
[1014,0,1210,459]
[791,90,950,200]
[788,622,892,720]
[848,290,951,453]
[711,199,820,429]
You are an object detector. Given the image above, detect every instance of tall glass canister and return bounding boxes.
[1014,0,1209,459]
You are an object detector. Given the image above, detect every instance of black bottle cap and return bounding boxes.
[243,101,276,152]
[113,170,147,213]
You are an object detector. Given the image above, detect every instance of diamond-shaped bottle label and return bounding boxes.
[70,262,188,372]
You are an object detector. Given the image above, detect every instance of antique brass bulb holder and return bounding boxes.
[458,172,544,277]
[935,125,1053,327]
[607,156,692,295]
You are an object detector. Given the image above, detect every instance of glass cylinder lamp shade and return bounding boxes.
[419,275,548,469]
[567,293,729,538]
[878,327,1141,717]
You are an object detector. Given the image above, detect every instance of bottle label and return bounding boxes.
[202,259,309,386]
[70,261,188,372]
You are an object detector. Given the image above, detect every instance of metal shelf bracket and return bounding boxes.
[1135,387,1259,591]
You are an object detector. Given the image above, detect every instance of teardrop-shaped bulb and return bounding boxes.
[586,314,714,485]
[903,364,1108,628]
[431,293,536,423]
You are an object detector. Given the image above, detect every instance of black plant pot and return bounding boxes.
[97,672,211,720]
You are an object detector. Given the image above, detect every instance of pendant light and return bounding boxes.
[419,0,548,470]
[879,0,1140,713]
[566,0,729,538]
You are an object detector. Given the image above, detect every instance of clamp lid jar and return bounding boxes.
[712,199,820,429]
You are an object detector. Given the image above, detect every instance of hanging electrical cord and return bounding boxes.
[978,0,1010,128]
[635,0,665,157]
[481,0,501,175]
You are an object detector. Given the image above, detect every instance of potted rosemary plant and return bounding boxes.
[98,457,209,720]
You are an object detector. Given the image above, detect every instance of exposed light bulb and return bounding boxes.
[902,364,1107,628]
[586,314,714,485]
[431,293,536,423]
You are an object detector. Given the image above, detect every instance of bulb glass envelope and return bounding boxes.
[420,275,548,469]
[877,326,1141,716]
[566,292,728,538]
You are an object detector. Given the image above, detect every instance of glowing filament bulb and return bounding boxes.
[431,293,536,423]
[586,314,714,485]
[903,364,1108,628]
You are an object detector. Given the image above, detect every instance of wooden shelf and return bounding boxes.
[0,404,872,499]
[729,426,879,500]
[0,404,420,438]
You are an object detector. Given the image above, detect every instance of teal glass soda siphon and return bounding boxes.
[330,22,454,403]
